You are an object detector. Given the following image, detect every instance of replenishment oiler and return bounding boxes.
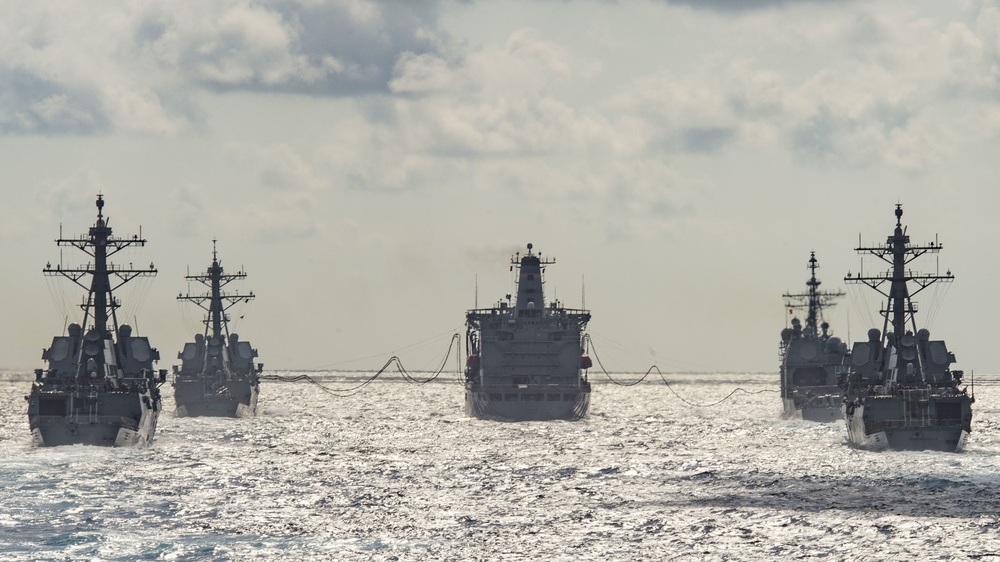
[841,205,973,451]
[173,241,262,417]
[779,252,848,422]
[464,244,592,421]
[26,195,166,447]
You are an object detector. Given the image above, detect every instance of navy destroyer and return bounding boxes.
[779,252,848,422]
[26,195,166,447]
[464,244,592,421]
[841,205,973,451]
[173,242,261,417]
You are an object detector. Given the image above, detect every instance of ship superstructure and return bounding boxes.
[173,242,261,417]
[465,244,591,421]
[26,195,166,447]
[779,252,848,421]
[841,205,973,451]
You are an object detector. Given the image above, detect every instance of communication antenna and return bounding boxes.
[582,275,586,309]
[846,313,851,345]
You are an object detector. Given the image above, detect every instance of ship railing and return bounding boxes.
[466,307,591,316]
[470,381,590,391]
[795,386,842,405]
[793,384,841,394]
[871,385,965,398]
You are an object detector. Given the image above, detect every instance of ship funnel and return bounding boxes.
[514,245,546,315]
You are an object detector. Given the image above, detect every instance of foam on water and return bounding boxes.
[1,373,999,560]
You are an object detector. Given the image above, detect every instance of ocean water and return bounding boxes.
[1,372,998,561]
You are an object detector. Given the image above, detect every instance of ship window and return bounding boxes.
[547,394,560,402]
[504,393,518,401]
[520,394,532,401]
[526,274,534,280]
[489,393,502,401]
[563,394,576,401]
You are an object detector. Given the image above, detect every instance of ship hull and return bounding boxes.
[465,385,589,421]
[174,378,259,418]
[781,396,840,422]
[842,397,972,452]
[27,390,160,447]
[779,345,845,423]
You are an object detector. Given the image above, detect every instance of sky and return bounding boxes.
[2,0,1000,374]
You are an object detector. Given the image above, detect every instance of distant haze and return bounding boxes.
[1,1,997,374]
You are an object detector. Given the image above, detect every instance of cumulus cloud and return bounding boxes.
[660,0,857,12]
[0,0,447,135]
[611,57,784,156]
[317,27,698,239]
[389,29,601,156]
[258,144,323,191]
[603,4,1000,172]
[0,69,108,134]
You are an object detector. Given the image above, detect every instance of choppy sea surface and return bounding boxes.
[1,371,999,561]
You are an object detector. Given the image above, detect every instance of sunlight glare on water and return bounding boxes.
[1,372,999,560]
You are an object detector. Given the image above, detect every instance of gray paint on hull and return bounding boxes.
[781,398,840,423]
[29,410,159,447]
[842,402,970,452]
[174,380,259,418]
[465,389,589,421]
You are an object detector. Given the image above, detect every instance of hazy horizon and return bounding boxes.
[2,1,999,374]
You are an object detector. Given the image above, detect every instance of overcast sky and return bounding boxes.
[2,0,1000,374]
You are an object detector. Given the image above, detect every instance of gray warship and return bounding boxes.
[173,241,261,417]
[779,252,848,422]
[464,244,592,421]
[840,205,973,451]
[26,195,166,447]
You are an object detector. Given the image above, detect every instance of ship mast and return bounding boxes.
[177,240,254,340]
[845,205,952,347]
[783,252,844,338]
[44,195,156,337]
[43,195,156,375]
